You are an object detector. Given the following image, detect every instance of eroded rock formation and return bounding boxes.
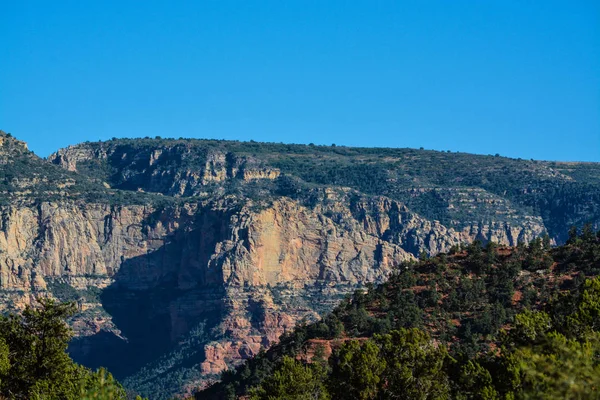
[0,132,573,397]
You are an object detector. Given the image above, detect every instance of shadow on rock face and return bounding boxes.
[69,208,232,379]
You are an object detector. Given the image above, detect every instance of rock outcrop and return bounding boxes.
[0,192,545,387]
[2,132,585,398]
[50,141,281,197]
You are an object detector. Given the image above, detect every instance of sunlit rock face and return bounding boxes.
[0,193,544,385]
[4,132,590,397]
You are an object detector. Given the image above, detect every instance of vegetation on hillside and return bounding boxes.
[199,225,600,399]
[0,131,177,206]
[0,298,143,399]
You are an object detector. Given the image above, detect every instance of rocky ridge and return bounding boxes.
[1,132,596,398]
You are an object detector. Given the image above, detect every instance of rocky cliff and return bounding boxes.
[0,194,544,397]
[0,132,597,398]
[50,140,281,196]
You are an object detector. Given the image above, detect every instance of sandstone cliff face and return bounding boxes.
[311,190,545,255]
[50,145,104,172]
[50,143,280,197]
[0,188,546,389]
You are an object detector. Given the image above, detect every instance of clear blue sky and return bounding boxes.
[2,1,599,161]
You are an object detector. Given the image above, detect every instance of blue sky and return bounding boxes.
[1,1,599,161]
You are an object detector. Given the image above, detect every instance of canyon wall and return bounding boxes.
[0,191,545,390]
[0,132,570,397]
